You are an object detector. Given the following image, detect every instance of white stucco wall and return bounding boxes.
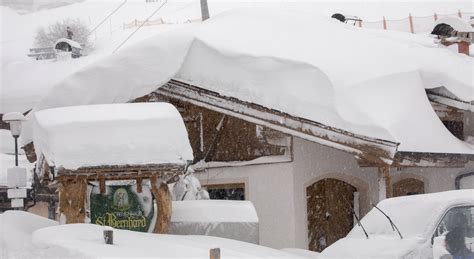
[194,161,297,248]
[391,161,474,192]
[193,137,473,250]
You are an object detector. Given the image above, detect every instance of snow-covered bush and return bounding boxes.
[172,167,210,201]
[34,18,90,48]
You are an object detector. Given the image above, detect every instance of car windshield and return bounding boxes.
[434,206,474,254]
[347,193,468,239]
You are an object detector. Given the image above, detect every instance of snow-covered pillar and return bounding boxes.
[377,166,392,201]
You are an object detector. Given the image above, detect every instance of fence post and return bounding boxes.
[457,10,462,18]
[358,20,362,27]
[383,16,387,30]
[434,13,438,21]
[210,248,220,259]
[408,13,414,33]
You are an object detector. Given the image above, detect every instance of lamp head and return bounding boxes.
[3,112,28,137]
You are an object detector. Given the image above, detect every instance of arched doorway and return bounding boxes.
[306,178,357,252]
[392,178,424,197]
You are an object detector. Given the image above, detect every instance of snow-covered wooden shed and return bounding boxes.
[33,103,193,232]
[54,38,82,58]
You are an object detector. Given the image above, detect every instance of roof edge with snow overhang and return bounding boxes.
[157,79,399,166]
[426,88,474,112]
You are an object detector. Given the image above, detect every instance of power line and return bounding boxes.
[87,0,128,37]
[112,0,168,54]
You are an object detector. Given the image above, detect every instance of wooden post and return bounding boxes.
[59,177,87,223]
[99,177,105,194]
[137,177,142,193]
[382,16,387,30]
[358,20,362,28]
[103,230,113,245]
[408,13,414,33]
[434,13,438,21]
[457,10,462,18]
[210,248,220,259]
[151,177,172,234]
[458,41,470,56]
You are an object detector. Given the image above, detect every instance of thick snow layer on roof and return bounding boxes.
[435,16,474,32]
[31,223,303,258]
[1,0,471,114]
[55,38,82,49]
[32,103,193,169]
[22,9,474,154]
[171,200,258,223]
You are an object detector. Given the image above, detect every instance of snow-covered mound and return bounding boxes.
[0,211,57,252]
[170,200,259,244]
[22,8,474,155]
[31,223,304,258]
[33,103,193,169]
[0,210,301,258]
[172,200,258,223]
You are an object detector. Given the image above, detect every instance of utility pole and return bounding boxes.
[200,0,210,21]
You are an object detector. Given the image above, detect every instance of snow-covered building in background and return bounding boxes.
[18,9,474,252]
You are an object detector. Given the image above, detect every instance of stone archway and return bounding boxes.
[392,178,425,197]
[306,178,357,252]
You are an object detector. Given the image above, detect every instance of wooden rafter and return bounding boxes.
[392,151,474,168]
[426,88,474,112]
[57,163,185,182]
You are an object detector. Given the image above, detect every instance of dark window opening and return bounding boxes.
[205,183,245,200]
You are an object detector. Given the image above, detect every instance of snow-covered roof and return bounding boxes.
[435,16,474,32]
[171,200,258,223]
[55,38,82,50]
[32,103,193,170]
[22,8,474,155]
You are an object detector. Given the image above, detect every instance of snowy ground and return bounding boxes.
[0,210,311,259]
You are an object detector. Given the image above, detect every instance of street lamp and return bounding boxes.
[3,112,28,166]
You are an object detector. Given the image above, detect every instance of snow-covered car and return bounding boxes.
[321,190,474,259]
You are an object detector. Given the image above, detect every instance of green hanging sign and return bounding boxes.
[90,185,154,232]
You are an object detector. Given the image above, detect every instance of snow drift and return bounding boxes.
[170,200,259,244]
[22,8,474,155]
